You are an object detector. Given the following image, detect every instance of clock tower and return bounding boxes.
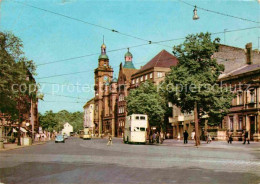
[94,42,113,136]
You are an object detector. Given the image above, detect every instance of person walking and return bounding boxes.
[227,130,233,144]
[107,134,112,146]
[152,132,156,143]
[206,132,212,144]
[156,132,160,144]
[243,130,250,144]
[183,130,189,144]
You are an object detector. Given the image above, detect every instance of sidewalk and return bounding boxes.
[0,141,47,152]
[162,139,260,151]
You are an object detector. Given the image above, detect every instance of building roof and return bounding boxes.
[123,61,135,69]
[122,68,138,83]
[124,50,133,58]
[134,50,178,75]
[219,64,260,80]
[98,54,109,60]
[83,97,95,108]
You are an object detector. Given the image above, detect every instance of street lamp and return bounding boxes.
[193,6,199,20]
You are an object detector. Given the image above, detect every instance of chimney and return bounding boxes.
[245,42,252,65]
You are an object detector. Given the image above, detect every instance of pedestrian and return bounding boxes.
[227,130,233,144]
[183,130,189,144]
[160,132,164,144]
[156,132,160,144]
[243,130,250,144]
[107,134,112,146]
[206,133,212,144]
[152,132,156,143]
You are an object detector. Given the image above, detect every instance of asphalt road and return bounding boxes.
[0,137,260,184]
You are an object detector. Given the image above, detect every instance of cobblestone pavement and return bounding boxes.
[0,137,259,184]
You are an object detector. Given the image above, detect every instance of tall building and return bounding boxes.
[94,42,117,136]
[116,49,138,137]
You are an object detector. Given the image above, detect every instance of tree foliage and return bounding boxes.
[126,81,166,128]
[161,32,234,126]
[0,31,37,122]
[39,110,84,133]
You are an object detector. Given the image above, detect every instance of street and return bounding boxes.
[0,138,260,184]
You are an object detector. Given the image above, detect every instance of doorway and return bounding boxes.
[250,116,255,141]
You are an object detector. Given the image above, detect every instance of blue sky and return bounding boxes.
[1,0,259,113]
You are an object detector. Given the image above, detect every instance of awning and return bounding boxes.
[20,127,27,133]
[13,128,17,133]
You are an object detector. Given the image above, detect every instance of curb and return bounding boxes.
[0,141,47,152]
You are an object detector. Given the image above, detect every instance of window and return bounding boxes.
[145,75,148,80]
[150,73,153,78]
[140,116,146,120]
[140,76,143,82]
[229,116,234,130]
[238,116,243,130]
[135,116,140,120]
[250,90,255,103]
[136,78,139,83]
[238,92,243,105]
[132,80,135,84]
[157,72,163,78]
[140,127,146,131]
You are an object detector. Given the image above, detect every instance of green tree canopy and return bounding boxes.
[0,31,37,122]
[161,32,234,145]
[126,81,166,129]
[39,110,84,133]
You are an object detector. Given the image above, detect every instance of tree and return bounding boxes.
[0,32,37,145]
[161,32,234,146]
[39,110,84,133]
[126,81,166,130]
[0,32,36,120]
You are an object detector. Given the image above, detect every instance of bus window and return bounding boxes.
[140,127,145,131]
[135,116,139,120]
[140,116,145,120]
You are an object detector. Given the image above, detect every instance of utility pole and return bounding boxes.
[17,99,21,146]
[0,114,4,149]
[30,98,34,143]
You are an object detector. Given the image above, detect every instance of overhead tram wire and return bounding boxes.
[178,0,260,24]
[41,100,86,104]
[11,0,171,49]
[36,26,260,67]
[37,43,149,66]
[43,92,89,100]
[36,60,150,79]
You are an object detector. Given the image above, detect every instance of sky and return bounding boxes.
[0,0,259,114]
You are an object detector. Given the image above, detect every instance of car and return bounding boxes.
[63,134,68,139]
[55,135,65,143]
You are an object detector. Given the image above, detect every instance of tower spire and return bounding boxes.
[101,36,106,55]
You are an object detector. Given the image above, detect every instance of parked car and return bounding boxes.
[55,135,65,143]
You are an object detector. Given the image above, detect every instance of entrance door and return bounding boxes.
[250,116,255,141]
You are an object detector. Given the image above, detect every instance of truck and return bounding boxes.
[124,114,148,144]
